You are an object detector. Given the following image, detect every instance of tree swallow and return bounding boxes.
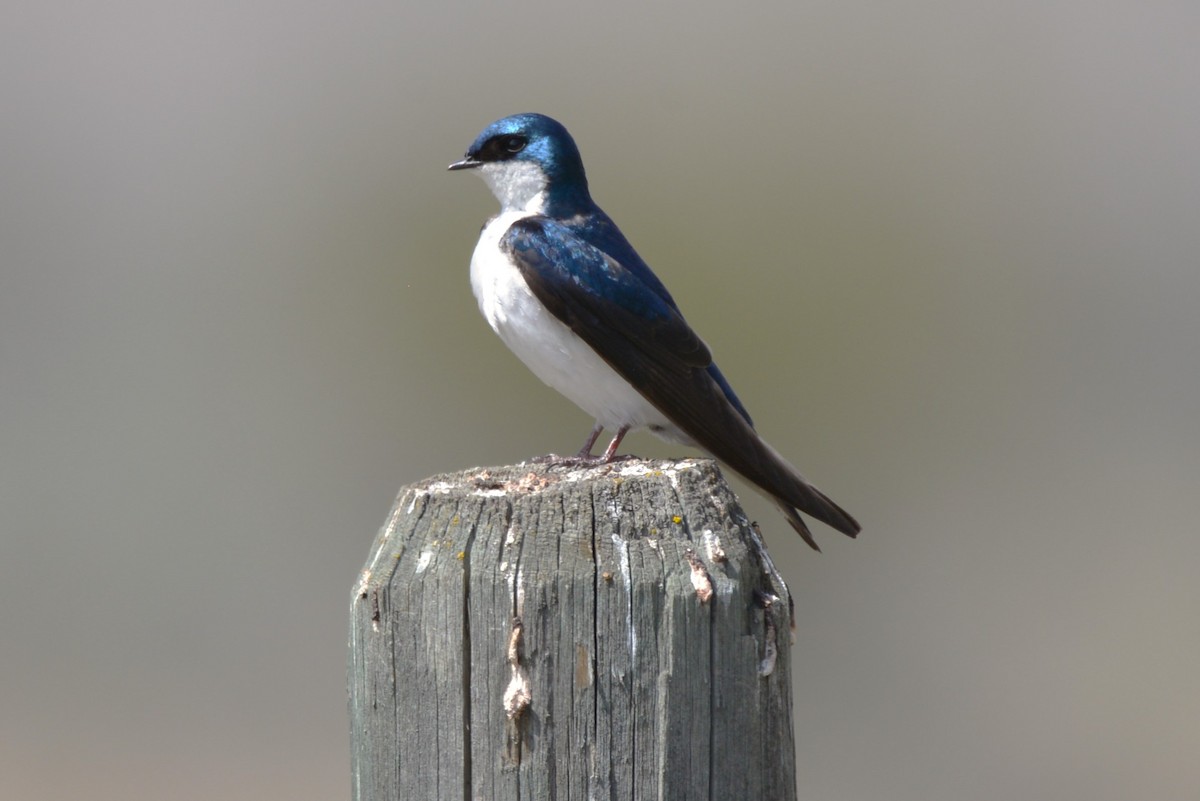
[448,113,859,549]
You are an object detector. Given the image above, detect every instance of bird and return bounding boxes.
[448,113,859,549]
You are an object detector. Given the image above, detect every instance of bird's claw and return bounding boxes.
[528,453,640,466]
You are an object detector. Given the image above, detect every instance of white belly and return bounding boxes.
[469,211,685,439]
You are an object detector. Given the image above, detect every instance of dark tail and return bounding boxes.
[700,419,860,551]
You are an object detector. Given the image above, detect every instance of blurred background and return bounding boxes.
[3,2,1198,799]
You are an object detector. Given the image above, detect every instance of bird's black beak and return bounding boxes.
[447,156,481,171]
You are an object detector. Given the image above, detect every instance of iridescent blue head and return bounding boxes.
[448,113,592,216]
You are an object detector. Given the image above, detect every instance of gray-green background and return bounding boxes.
[4,2,1197,799]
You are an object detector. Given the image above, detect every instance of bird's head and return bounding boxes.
[449,113,591,215]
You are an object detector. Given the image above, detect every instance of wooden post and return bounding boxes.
[348,458,798,801]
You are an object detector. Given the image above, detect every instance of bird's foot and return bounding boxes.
[531,425,636,466]
[529,453,605,466]
[528,452,642,467]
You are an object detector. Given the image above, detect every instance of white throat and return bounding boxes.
[477,161,548,214]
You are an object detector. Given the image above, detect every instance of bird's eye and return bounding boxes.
[501,135,527,153]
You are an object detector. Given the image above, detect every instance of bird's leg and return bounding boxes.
[576,423,604,459]
[532,423,637,466]
[531,422,606,465]
[600,425,631,463]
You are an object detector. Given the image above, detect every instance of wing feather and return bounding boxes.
[502,216,860,544]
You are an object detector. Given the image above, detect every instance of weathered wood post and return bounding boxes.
[349,457,798,800]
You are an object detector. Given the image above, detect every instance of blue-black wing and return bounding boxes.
[502,216,860,547]
[503,216,710,374]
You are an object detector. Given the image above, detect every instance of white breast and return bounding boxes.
[468,211,683,438]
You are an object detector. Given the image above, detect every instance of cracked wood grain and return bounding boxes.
[349,458,798,801]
